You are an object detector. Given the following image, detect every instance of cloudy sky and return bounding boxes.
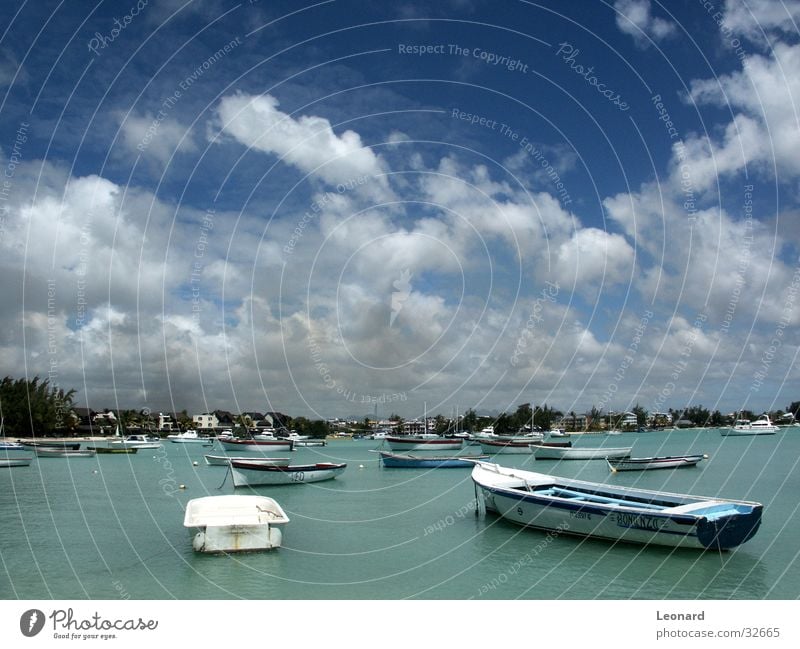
[1,0,798,420]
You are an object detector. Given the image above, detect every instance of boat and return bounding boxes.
[722,415,779,436]
[34,448,96,458]
[87,446,138,454]
[471,461,762,550]
[20,440,81,450]
[204,454,291,467]
[219,438,294,452]
[0,441,25,450]
[607,454,707,472]
[229,460,346,487]
[530,444,632,460]
[384,436,463,451]
[377,451,488,468]
[167,430,214,445]
[108,434,162,449]
[183,494,290,553]
[0,455,33,467]
[480,439,571,455]
[292,439,327,447]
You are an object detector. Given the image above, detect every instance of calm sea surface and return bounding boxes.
[1,429,798,600]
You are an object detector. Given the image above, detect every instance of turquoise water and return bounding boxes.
[1,429,798,600]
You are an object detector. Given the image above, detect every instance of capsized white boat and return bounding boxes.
[183,495,290,553]
[471,462,762,550]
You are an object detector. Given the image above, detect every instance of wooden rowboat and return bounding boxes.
[377,451,488,468]
[472,461,762,550]
[229,461,346,487]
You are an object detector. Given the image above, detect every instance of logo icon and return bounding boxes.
[20,609,45,637]
[390,269,412,327]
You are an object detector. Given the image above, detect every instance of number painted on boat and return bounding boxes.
[570,511,592,520]
[615,512,664,531]
[290,472,305,482]
[516,506,524,516]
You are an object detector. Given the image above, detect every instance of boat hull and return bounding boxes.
[531,445,631,460]
[472,463,762,550]
[385,437,463,451]
[378,451,487,468]
[0,456,33,467]
[204,454,290,467]
[230,461,346,486]
[721,428,777,436]
[35,449,96,458]
[184,495,289,553]
[87,446,138,454]
[608,455,705,471]
[220,439,294,452]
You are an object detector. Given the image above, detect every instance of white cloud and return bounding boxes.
[214,92,389,191]
[614,0,676,45]
[722,0,800,43]
[118,112,196,164]
[553,228,635,295]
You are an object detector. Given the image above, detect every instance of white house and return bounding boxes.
[193,413,219,429]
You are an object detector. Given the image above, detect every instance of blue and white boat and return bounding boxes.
[377,451,488,468]
[471,462,762,550]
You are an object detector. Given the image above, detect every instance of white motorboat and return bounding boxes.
[167,430,214,444]
[109,434,162,449]
[183,495,290,553]
[722,415,779,436]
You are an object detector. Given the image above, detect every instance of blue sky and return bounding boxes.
[1,0,799,420]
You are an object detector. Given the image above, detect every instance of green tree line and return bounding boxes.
[0,376,75,436]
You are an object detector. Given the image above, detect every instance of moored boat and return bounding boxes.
[607,454,707,472]
[219,438,294,452]
[183,494,290,553]
[530,444,631,460]
[0,441,25,450]
[35,448,96,458]
[87,446,139,454]
[204,454,291,467]
[385,436,463,451]
[471,461,762,550]
[377,451,488,468]
[480,439,571,454]
[0,455,33,467]
[108,434,162,449]
[722,415,779,436]
[229,460,346,487]
[21,440,81,450]
[167,430,214,444]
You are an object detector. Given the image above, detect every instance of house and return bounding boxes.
[157,412,176,431]
[193,413,219,429]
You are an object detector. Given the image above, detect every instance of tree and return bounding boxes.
[462,408,478,432]
[632,404,648,428]
[0,376,76,436]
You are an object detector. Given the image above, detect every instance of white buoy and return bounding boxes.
[192,461,198,466]
[359,464,364,469]
[179,484,186,490]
